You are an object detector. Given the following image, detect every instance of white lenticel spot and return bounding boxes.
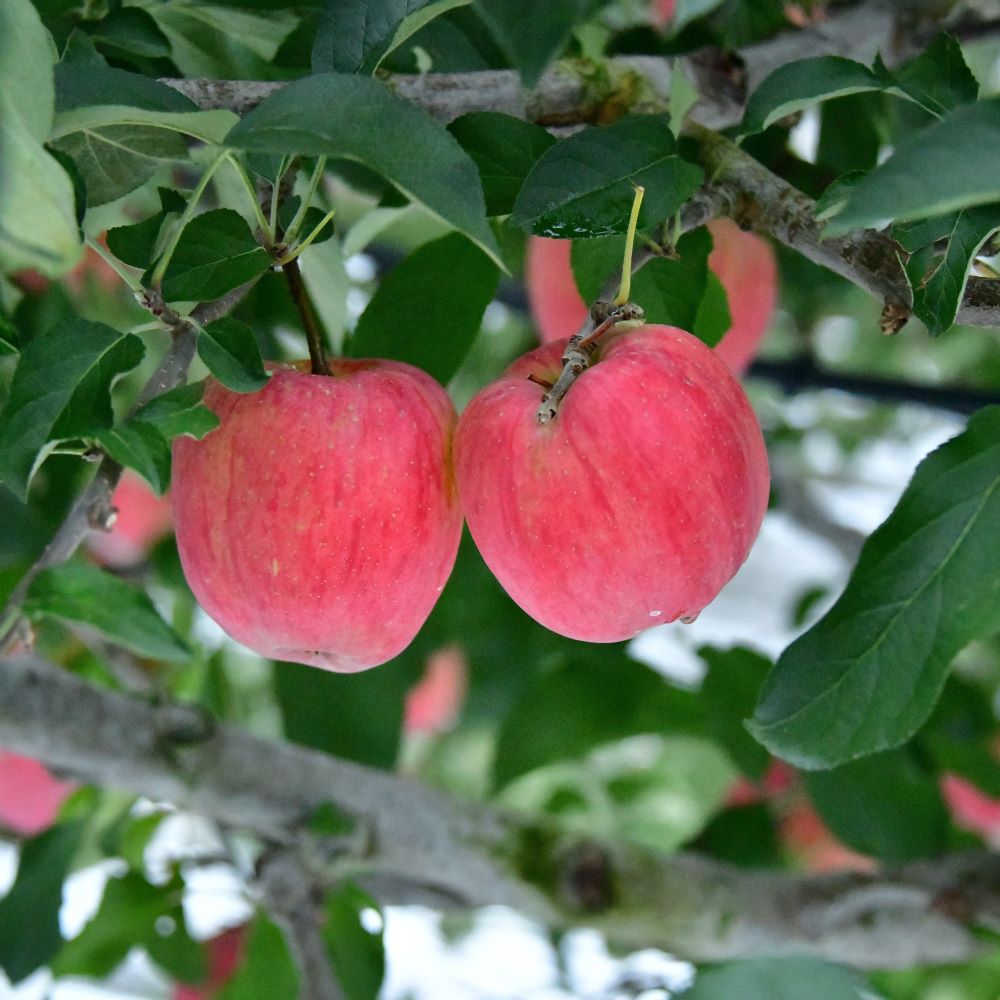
[649,610,662,617]
[272,559,280,575]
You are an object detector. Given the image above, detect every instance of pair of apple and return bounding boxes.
[172,225,773,673]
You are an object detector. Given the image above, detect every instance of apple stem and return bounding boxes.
[535,300,644,424]
[613,185,645,307]
[283,257,330,375]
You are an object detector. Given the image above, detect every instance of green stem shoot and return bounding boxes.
[613,185,645,306]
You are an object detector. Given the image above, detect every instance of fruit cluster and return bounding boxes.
[172,227,773,671]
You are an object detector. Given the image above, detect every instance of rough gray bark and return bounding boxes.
[2,654,999,971]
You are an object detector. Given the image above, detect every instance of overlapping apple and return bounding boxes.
[172,223,772,666]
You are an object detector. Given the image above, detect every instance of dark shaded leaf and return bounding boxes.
[699,646,771,780]
[448,112,555,215]
[0,822,85,983]
[740,56,881,136]
[106,187,185,269]
[197,317,269,392]
[879,33,978,118]
[349,232,499,384]
[161,209,271,303]
[96,420,172,494]
[0,318,144,500]
[494,652,707,789]
[323,884,384,1000]
[804,749,949,862]
[512,115,702,238]
[684,957,874,999]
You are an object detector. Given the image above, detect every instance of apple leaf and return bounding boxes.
[24,564,191,662]
[693,271,732,347]
[899,205,1000,336]
[313,0,470,74]
[52,873,175,979]
[476,0,594,86]
[95,421,172,495]
[131,381,220,442]
[0,0,82,276]
[106,187,186,269]
[54,63,195,113]
[348,232,499,384]
[877,33,978,118]
[493,651,708,790]
[803,749,949,863]
[682,957,873,1000]
[216,915,299,1000]
[699,646,772,780]
[511,115,703,239]
[740,56,883,136]
[322,884,385,1000]
[448,112,555,216]
[225,74,501,267]
[0,318,145,501]
[197,317,269,393]
[749,406,1000,769]
[160,209,272,303]
[0,822,86,984]
[84,7,173,62]
[825,98,1000,234]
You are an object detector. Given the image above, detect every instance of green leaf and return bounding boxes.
[53,873,168,978]
[349,232,499,384]
[804,749,949,862]
[901,205,1000,335]
[140,1,299,79]
[145,904,205,983]
[750,407,1000,770]
[827,98,1000,234]
[106,187,186,269]
[96,421,172,494]
[132,381,220,441]
[216,914,299,1000]
[475,0,593,87]
[53,63,198,114]
[814,171,866,222]
[85,7,173,61]
[880,33,978,118]
[160,209,271,303]
[0,0,81,276]
[511,115,703,238]
[692,270,732,347]
[0,821,85,983]
[275,657,413,770]
[699,646,771,780]
[24,563,191,662]
[323,884,385,1000]
[684,957,874,1000]
[197,317,269,392]
[225,74,501,266]
[313,0,470,74]
[448,112,556,216]
[0,318,145,500]
[493,651,707,789]
[740,56,882,136]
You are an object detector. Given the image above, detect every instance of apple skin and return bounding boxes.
[404,645,468,734]
[174,927,245,1000]
[454,325,770,642]
[525,220,778,374]
[941,774,1000,844]
[88,470,173,568]
[172,359,462,672]
[0,752,74,837]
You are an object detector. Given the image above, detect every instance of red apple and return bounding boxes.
[172,359,462,672]
[454,326,769,642]
[174,927,245,1000]
[780,800,875,874]
[653,0,676,25]
[87,470,173,568]
[0,752,75,837]
[941,774,1000,844]
[525,220,778,374]
[404,645,468,734]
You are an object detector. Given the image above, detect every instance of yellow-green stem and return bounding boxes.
[613,185,645,306]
